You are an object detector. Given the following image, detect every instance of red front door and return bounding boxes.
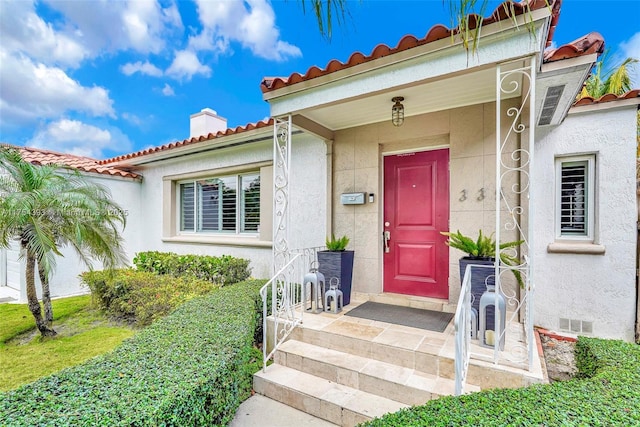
[383,149,449,298]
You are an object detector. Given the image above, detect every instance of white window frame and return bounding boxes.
[178,172,260,236]
[555,154,595,241]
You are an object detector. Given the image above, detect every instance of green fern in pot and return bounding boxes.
[441,230,524,288]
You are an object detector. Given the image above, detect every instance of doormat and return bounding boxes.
[345,301,453,332]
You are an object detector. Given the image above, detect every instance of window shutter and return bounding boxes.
[241,174,260,232]
[199,180,220,231]
[220,177,237,231]
[560,161,587,235]
[180,183,195,231]
[179,171,260,235]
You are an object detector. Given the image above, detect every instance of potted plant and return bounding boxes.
[317,234,354,306]
[441,230,523,331]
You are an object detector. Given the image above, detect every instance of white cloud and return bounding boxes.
[0,0,88,67]
[122,112,142,126]
[44,0,183,55]
[0,50,115,125]
[26,119,131,159]
[161,83,175,96]
[121,60,164,77]
[619,32,640,88]
[191,0,301,61]
[166,49,211,80]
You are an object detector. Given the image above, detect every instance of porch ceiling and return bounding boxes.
[293,63,525,132]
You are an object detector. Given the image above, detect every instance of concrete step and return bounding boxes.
[275,340,479,405]
[289,322,544,390]
[254,364,408,427]
[289,321,452,376]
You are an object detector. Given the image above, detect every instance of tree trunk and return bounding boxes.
[38,261,54,326]
[25,249,56,337]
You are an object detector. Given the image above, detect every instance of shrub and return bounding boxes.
[0,279,266,426]
[133,251,251,285]
[361,337,640,426]
[81,269,218,326]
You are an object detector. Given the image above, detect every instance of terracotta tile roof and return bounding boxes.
[1,144,141,180]
[99,118,274,165]
[573,89,640,107]
[261,0,561,93]
[543,32,604,63]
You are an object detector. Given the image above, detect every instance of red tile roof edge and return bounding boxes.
[261,0,561,93]
[543,31,604,63]
[1,144,141,180]
[99,118,274,165]
[573,89,640,107]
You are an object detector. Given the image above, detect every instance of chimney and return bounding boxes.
[190,108,227,138]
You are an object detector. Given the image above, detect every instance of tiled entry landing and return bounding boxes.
[254,297,545,427]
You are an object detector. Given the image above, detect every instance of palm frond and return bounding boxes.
[0,147,128,276]
[604,57,638,95]
[299,0,349,41]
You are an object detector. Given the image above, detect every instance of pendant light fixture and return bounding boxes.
[391,96,405,127]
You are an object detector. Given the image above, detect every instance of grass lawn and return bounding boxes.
[0,295,135,391]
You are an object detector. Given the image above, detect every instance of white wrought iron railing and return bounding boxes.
[260,246,326,371]
[260,253,303,371]
[455,261,534,395]
[454,263,474,395]
[493,58,535,370]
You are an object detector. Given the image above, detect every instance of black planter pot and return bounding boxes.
[458,257,497,330]
[318,250,354,306]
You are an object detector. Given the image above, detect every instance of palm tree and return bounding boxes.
[579,54,638,99]
[577,54,639,168]
[0,147,127,336]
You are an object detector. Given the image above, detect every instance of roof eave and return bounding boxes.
[262,6,553,102]
[108,126,274,168]
[569,94,640,114]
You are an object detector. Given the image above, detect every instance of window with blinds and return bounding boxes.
[179,173,260,234]
[556,156,595,239]
[560,161,587,235]
[180,183,195,231]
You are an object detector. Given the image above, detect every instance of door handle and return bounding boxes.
[383,231,391,253]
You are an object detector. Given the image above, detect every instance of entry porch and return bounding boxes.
[257,294,545,426]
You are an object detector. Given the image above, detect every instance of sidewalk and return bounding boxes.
[230,394,338,427]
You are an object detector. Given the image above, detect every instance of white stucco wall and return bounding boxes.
[533,105,638,341]
[289,133,328,251]
[5,241,21,291]
[135,131,326,279]
[0,247,5,287]
[136,139,273,278]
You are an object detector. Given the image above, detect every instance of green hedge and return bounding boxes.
[133,251,251,285]
[362,337,640,426]
[81,269,219,326]
[0,279,266,426]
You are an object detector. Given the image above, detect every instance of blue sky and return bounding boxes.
[1,0,638,160]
